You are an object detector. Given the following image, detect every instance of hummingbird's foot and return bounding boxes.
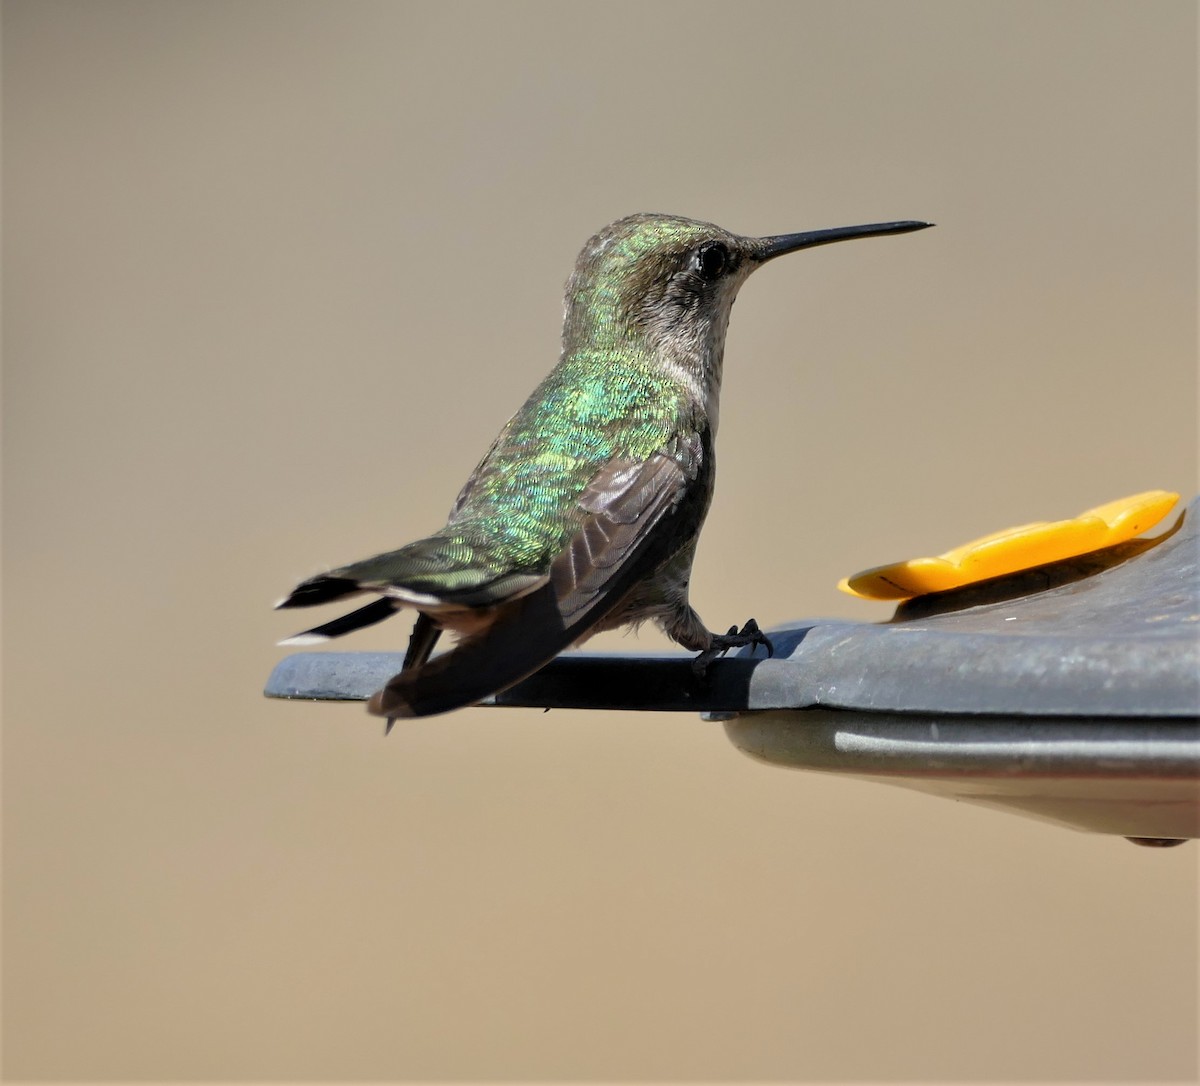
[691,618,774,677]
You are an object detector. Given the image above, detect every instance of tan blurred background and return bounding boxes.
[4,0,1197,1080]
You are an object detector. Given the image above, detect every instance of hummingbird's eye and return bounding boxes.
[694,242,729,281]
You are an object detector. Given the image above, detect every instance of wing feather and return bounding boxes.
[553,452,688,622]
[370,448,697,718]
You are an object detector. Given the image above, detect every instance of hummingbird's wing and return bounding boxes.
[368,444,700,718]
[552,450,693,625]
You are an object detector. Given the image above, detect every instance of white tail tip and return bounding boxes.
[277,633,331,647]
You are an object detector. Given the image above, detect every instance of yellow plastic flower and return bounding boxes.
[839,490,1180,601]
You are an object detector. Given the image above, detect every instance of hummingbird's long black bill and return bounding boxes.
[759,220,933,261]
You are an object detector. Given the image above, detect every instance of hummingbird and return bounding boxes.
[277,213,931,722]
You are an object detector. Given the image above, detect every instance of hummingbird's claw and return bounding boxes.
[691,618,774,677]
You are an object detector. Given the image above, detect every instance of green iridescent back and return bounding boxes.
[337,215,729,595]
[439,215,728,575]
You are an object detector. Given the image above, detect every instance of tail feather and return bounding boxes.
[369,584,569,719]
[383,614,445,735]
[402,612,442,671]
[275,574,362,609]
[279,597,399,645]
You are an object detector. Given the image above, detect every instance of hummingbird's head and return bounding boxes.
[563,214,755,374]
[563,213,931,399]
